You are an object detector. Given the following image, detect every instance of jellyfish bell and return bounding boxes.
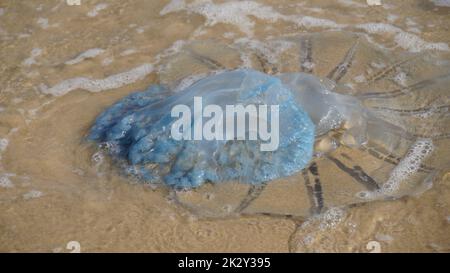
[88,69,316,189]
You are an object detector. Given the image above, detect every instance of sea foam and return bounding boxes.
[41,64,154,96]
[65,48,105,65]
[161,0,341,35]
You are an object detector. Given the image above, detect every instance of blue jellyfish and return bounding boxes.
[88,69,316,189]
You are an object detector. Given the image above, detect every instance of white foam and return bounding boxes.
[223,32,236,39]
[120,49,137,56]
[318,207,346,230]
[337,0,367,8]
[136,27,145,34]
[0,174,14,188]
[353,74,366,83]
[383,139,434,194]
[42,39,188,96]
[87,3,108,17]
[356,23,449,52]
[37,17,49,29]
[160,0,186,15]
[161,0,341,35]
[302,61,315,71]
[302,234,315,246]
[154,40,187,74]
[92,151,104,165]
[41,64,154,96]
[431,0,450,7]
[101,57,114,66]
[157,40,186,61]
[191,27,207,38]
[160,0,447,53]
[360,139,434,198]
[23,190,43,200]
[190,1,280,35]
[357,22,400,34]
[235,38,295,65]
[22,48,42,67]
[297,16,341,29]
[387,14,399,23]
[393,71,408,86]
[303,7,324,13]
[65,48,105,65]
[0,138,8,152]
[408,27,421,34]
[394,31,448,52]
[367,0,382,6]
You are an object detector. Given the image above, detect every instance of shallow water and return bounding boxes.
[0,0,449,252]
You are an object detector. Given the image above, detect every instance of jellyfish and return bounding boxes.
[88,31,450,219]
[88,68,316,189]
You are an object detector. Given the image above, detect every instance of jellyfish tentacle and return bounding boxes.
[299,37,314,74]
[358,73,450,99]
[342,108,439,173]
[288,221,304,253]
[186,49,226,70]
[255,52,278,75]
[412,132,450,140]
[365,55,420,83]
[255,53,270,73]
[235,184,267,213]
[302,167,318,216]
[371,104,450,116]
[245,212,299,221]
[362,144,435,173]
[308,162,325,214]
[326,38,359,83]
[405,107,450,140]
[327,155,380,191]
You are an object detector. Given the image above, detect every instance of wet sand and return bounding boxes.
[0,0,449,252]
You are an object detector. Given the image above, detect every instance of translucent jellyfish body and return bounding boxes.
[88,32,450,219]
[88,69,316,189]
